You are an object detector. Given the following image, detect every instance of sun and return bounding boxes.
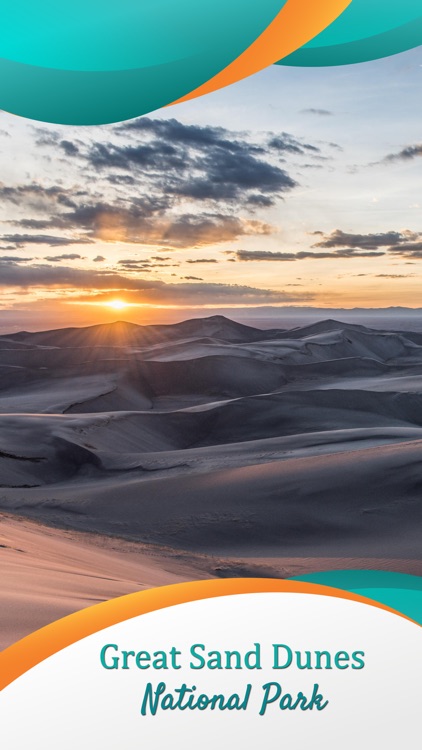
[106,299,129,311]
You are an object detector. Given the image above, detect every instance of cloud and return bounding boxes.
[267,133,320,155]
[117,264,152,272]
[374,274,415,278]
[33,128,60,148]
[392,251,422,259]
[93,255,105,262]
[233,250,297,262]
[60,140,79,156]
[301,109,333,116]
[186,258,218,264]
[44,253,84,262]
[246,194,274,208]
[170,152,295,202]
[313,229,422,259]
[232,249,384,262]
[88,141,187,173]
[76,284,311,306]
[0,263,132,289]
[88,119,298,205]
[1,118,327,255]
[0,264,135,289]
[78,212,272,248]
[0,182,83,210]
[312,229,418,250]
[117,115,259,151]
[9,192,274,249]
[107,174,136,186]
[0,261,310,305]
[383,144,422,162]
[116,257,178,272]
[0,233,92,247]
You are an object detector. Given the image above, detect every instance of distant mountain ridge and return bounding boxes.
[0,315,277,348]
[3,313,421,347]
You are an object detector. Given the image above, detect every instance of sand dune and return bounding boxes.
[2,439,422,555]
[2,512,420,649]
[0,315,421,646]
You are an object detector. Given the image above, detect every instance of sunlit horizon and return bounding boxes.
[1,48,422,333]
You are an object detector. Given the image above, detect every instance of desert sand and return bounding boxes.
[1,315,422,647]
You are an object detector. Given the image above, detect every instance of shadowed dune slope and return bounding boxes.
[0,315,421,561]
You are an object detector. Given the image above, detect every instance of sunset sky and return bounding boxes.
[1,46,422,331]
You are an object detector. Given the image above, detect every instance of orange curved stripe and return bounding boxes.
[0,578,418,691]
[172,0,352,106]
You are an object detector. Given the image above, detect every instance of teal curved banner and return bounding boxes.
[0,1,421,124]
[0,0,285,124]
[291,571,422,625]
[279,1,422,67]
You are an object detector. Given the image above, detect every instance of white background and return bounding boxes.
[1,592,420,749]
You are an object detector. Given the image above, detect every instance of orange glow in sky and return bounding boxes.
[106,299,130,311]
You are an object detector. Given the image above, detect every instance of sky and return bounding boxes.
[1,46,422,331]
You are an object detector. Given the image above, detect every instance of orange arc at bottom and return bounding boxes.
[0,577,419,692]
